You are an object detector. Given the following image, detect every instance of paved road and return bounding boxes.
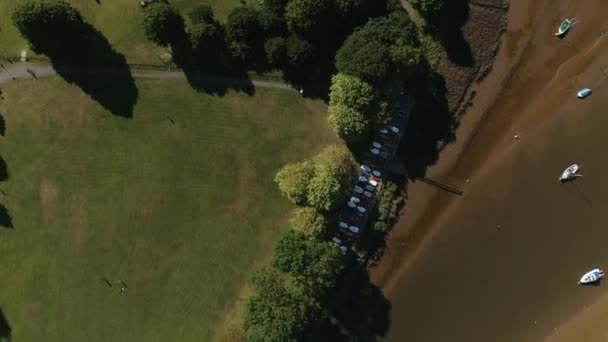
[0,62,296,92]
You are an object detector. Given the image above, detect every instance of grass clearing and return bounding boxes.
[0,76,335,341]
[0,0,243,64]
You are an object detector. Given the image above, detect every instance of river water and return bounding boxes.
[382,1,608,340]
[384,47,608,342]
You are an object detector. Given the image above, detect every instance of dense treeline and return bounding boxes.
[137,0,399,92]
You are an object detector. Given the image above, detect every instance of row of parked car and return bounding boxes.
[332,97,412,253]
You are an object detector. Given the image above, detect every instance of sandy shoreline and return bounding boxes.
[375,0,608,339]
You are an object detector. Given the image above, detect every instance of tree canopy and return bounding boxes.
[225,6,264,63]
[285,36,315,67]
[12,0,84,54]
[142,3,186,47]
[285,0,328,36]
[264,37,287,66]
[187,5,223,54]
[274,160,315,205]
[272,230,344,290]
[409,0,445,15]
[335,11,420,82]
[243,268,320,341]
[329,73,376,113]
[289,207,327,238]
[307,144,358,211]
[328,105,369,143]
[274,145,357,211]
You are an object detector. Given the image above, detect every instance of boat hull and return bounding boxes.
[578,269,604,285]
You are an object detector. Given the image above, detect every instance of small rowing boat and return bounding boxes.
[578,269,604,285]
[577,88,592,99]
[555,18,572,37]
[559,164,582,182]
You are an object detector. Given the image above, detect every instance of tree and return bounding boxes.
[264,37,286,66]
[274,160,315,205]
[225,6,264,63]
[313,144,358,186]
[329,73,376,113]
[289,207,327,238]
[12,0,84,54]
[264,0,289,15]
[328,105,369,143]
[285,36,315,67]
[335,38,391,82]
[409,0,445,15]
[243,268,320,342]
[258,9,286,37]
[188,4,215,24]
[307,144,358,211]
[307,170,344,212]
[285,0,328,36]
[335,11,420,82]
[272,230,344,290]
[142,3,186,46]
[189,21,223,53]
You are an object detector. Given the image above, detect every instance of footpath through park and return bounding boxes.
[0,61,295,92]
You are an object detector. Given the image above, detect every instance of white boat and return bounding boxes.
[577,88,592,98]
[555,18,572,37]
[578,269,604,285]
[559,164,582,182]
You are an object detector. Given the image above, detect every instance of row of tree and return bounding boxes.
[242,3,425,340]
[328,11,422,143]
[242,144,357,340]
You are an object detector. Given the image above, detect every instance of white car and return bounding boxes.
[390,126,399,133]
[349,226,360,233]
[363,191,373,198]
[365,185,375,192]
[347,201,357,208]
[353,186,364,194]
[358,175,368,183]
[356,206,366,213]
[372,141,382,149]
[350,196,361,204]
[371,170,381,177]
[368,179,378,187]
[360,165,371,173]
[370,148,380,155]
[333,237,342,244]
[380,128,388,134]
[338,221,348,229]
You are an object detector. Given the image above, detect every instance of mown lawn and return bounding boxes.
[0,0,244,65]
[0,76,335,341]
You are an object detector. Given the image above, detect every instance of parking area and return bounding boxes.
[332,96,414,253]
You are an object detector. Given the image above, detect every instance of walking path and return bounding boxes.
[0,62,296,92]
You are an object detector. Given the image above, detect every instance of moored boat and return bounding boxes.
[559,164,582,182]
[577,88,592,98]
[555,18,572,37]
[578,269,604,285]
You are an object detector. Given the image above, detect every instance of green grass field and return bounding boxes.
[0,76,335,341]
[0,0,244,65]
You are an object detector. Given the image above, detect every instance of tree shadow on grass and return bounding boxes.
[0,155,8,182]
[400,63,457,178]
[0,205,12,229]
[324,261,392,341]
[171,40,255,96]
[29,22,138,118]
[0,114,5,136]
[0,308,11,341]
[425,0,474,67]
